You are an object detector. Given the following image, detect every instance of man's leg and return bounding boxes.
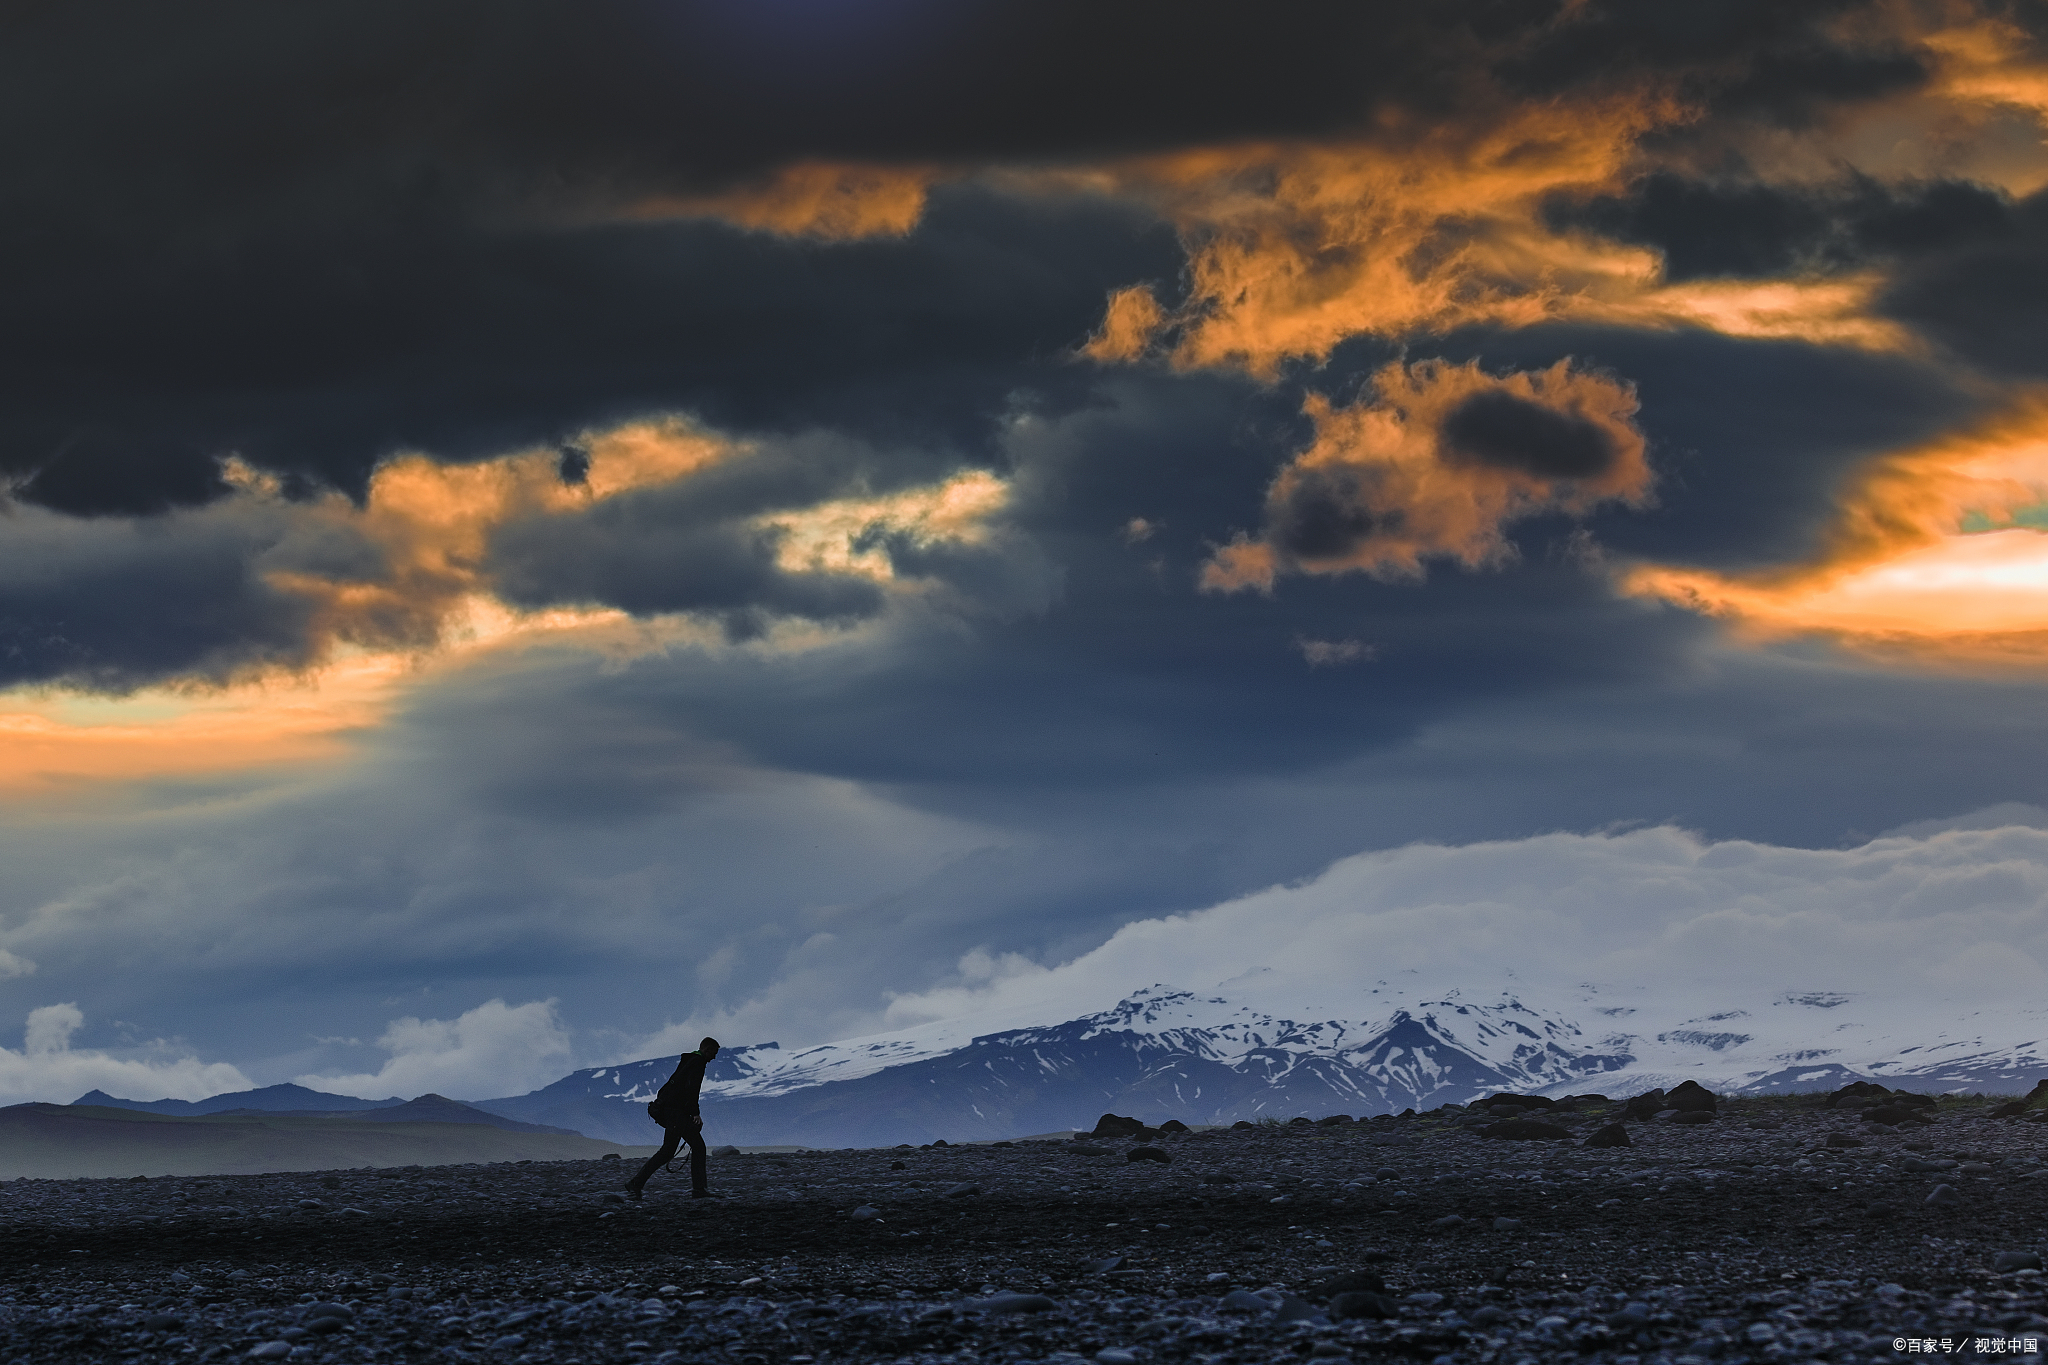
[684,1124,709,1195]
[627,1129,682,1195]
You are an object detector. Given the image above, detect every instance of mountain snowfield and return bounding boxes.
[471,973,2048,1146]
[48,818,2048,1146]
[475,819,2048,1144]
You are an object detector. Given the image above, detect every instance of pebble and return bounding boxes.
[967,1293,1056,1314]
[6,1093,2047,1365]
[1926,1183,1961,1205]
[849,1204,881,1220]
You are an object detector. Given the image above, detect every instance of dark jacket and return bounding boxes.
[652,1050,711,1121]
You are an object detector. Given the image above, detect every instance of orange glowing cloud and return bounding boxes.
[1063,91,1944,372]
[1204,359,1652,592]
[242,416,734,663]
[0,420,1018,797]
[1623,391,2048,657]
[639,161,934,239]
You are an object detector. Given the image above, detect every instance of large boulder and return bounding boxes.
[1621,1089,1668,1120]
[1666,1080,1718,1113]
[1825,1081,1892,1109]
[1478,1093,1556,1110]
[1090,1114,1150,1139]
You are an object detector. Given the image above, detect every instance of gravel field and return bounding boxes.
[3,1093,2046,1364]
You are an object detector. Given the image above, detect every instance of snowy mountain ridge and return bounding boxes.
[466,973,2048,1144]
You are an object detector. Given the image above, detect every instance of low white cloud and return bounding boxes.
[296,998,573,1101]
[878,819,2048,1030]
[0,1003,252,1104]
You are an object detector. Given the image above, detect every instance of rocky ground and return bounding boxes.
[2,1094,2046,1364]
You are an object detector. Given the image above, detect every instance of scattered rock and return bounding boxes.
[1494,1216,1523,1231]
[1199,1172,1236,1184]
[1096,1350,1139,1365]
[1866,1105,1931,1126]
[1220,1289,1273,1313]
[1306,1270,1385,1299]
[711,1145,741,1157]
[1126,1146,1170,1164]
[850,1205,881,1220]
[1478,1119,1572,1141]
[1329,1290,1400,1320]
[1824,1134,1863,1148]
[968,1293,1056,1314]
[1925,1183,1961,1206]
[1902,1156,1956,1172]
[1157,1119,1190,1133]
[1315,1114,1353,1126]
[1584,1123,1631,1148]
[1670,1110,1716,1125]
[1479,1093,1556,1110]
[1068,1144,1113,1156]
[1431,1214,1468,1229]
[1274,1294,1324,1322]
[942,1182,980,1198]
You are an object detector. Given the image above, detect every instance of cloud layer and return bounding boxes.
[880,816,2048,1032]
[9,2,2048,1100]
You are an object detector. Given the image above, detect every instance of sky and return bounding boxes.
[8,0,2048,1104]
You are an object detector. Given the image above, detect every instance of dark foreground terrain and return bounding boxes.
[3,1096,2045,1364]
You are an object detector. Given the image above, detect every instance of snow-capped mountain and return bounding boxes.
[471,974,2048,1146]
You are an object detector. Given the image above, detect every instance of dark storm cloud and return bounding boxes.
[0,515,320,691]
[1881,184,2048,377]
[1545,172,2013,281]
[0,183,1179,511]
[1269,467,1398,562]
[0,0,1964,516]
[1439,389,1621,479]
[1500,0,1931,121]
[1413,323,1983,569]
[488,516,886,635]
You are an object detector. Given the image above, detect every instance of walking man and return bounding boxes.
[625,1037,720,1200]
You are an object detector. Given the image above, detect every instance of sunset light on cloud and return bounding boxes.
[14,0,2048,1109]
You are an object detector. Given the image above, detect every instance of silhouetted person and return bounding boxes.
[626,1037,720,1200]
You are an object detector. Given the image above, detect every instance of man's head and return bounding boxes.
[699,1036,721,1060]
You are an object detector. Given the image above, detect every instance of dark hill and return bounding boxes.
[207,1093,578,1135]
[72,1083,404,1116]
[0,1104,645,1178]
